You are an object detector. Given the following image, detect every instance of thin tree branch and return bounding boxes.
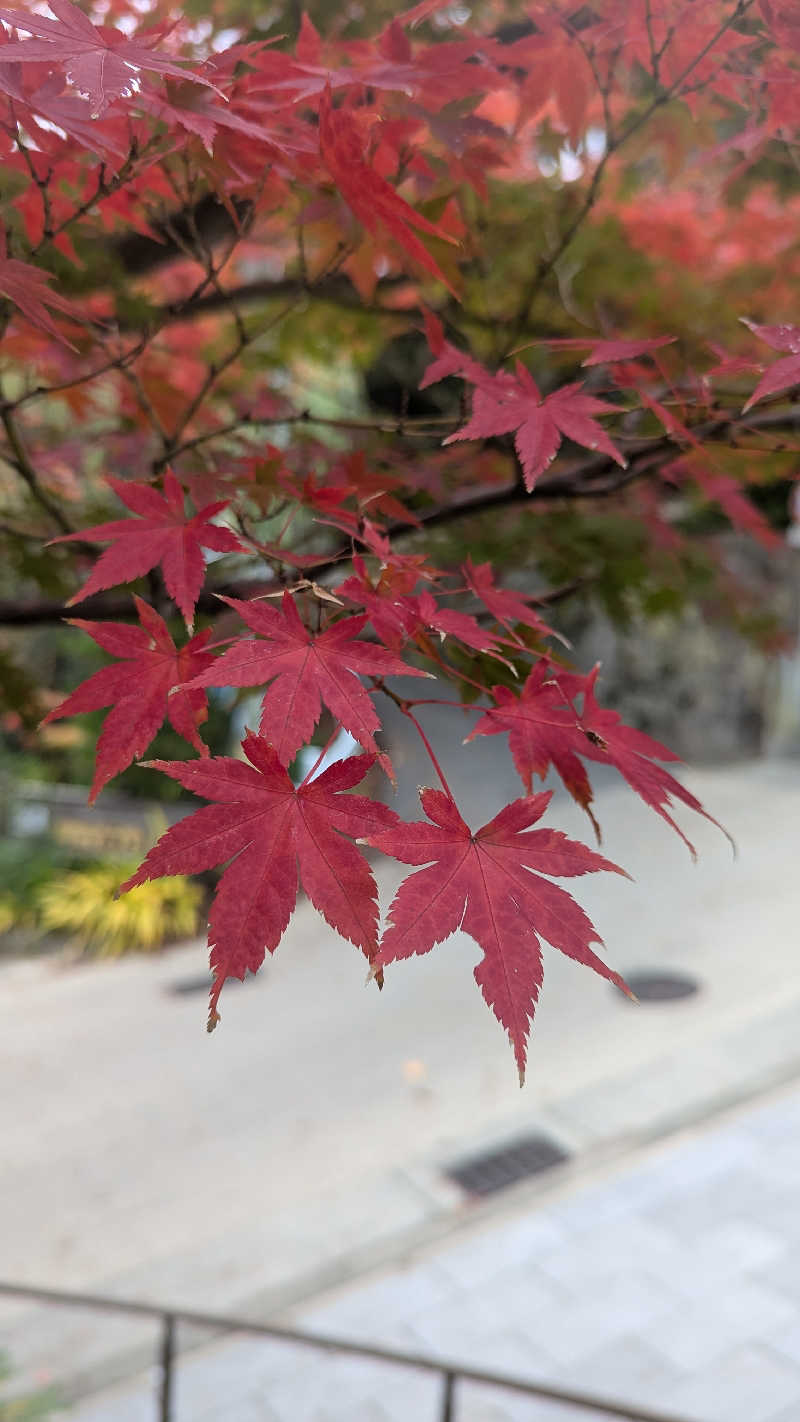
[5,389,796,628]
[146,273,413,325]
[1,408,73,534]
[0,584,256,627]
[164,408,457,463]
[2,334,153,411]
[504,0,755,354]
[29,135,166,256]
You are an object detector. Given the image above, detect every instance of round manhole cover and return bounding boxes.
[622,971,700,1002]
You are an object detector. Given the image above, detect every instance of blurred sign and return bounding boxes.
[7,782,183,859]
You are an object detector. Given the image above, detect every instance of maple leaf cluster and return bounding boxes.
[3,0,797,1078]
[39,452,722,1078]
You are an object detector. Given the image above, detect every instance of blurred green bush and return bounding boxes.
[35,861,203,956]
[0,837,204,956]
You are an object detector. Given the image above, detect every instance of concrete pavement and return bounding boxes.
[58,1078,800,1421]
[2,755,800,1407]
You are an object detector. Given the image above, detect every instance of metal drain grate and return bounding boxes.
[623,970,700,1002]
[445,1132,570,1198]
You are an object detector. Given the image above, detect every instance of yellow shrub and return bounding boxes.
[0,895,15,936]
[35,862,203,956]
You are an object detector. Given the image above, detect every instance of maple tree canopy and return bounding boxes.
[2,0,798,1080]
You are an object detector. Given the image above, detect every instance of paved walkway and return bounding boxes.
[2,757,800,1409]
[58,1078,800,1421]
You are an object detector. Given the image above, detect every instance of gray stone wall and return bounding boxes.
[568,536,800,763]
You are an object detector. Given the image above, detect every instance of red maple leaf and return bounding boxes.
[248,13,494,110]
[136,73,290,154]
[0,230,81,345]
[0,63,128,157]
[50,469,243,629]
[318,85,459,295]
[415,588,504,655]
[509,17,595,146]
[328,451,421,527]
[445,362,627,491]
[358,517,437,577]
[419,307,485,389]
[330,567,503,659]
[275,469,360,537]
[40,596,216,803]
[699,473,782,550]
[463,557,556,644]
[468,663,726,855]
[575,668,730,857]
[520,334,677,367]
[365,786,630,1081]
[185,591,429,773]
[671,455,783,552]
[706,342,763,381]
[0,0,219,117]
[336,555,427,650]
[741,319,800,411]
[467,663,598,832]
[578,336,676,367]
[119,734,400,1029]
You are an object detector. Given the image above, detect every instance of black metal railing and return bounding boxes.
[0,1281,695,1422]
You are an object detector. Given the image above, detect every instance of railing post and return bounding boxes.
[440,1370,456,1422]
[158,1313,176,1422]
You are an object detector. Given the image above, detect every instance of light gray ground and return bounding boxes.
[2,755,799,1417]
[47,1082,800,1422]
